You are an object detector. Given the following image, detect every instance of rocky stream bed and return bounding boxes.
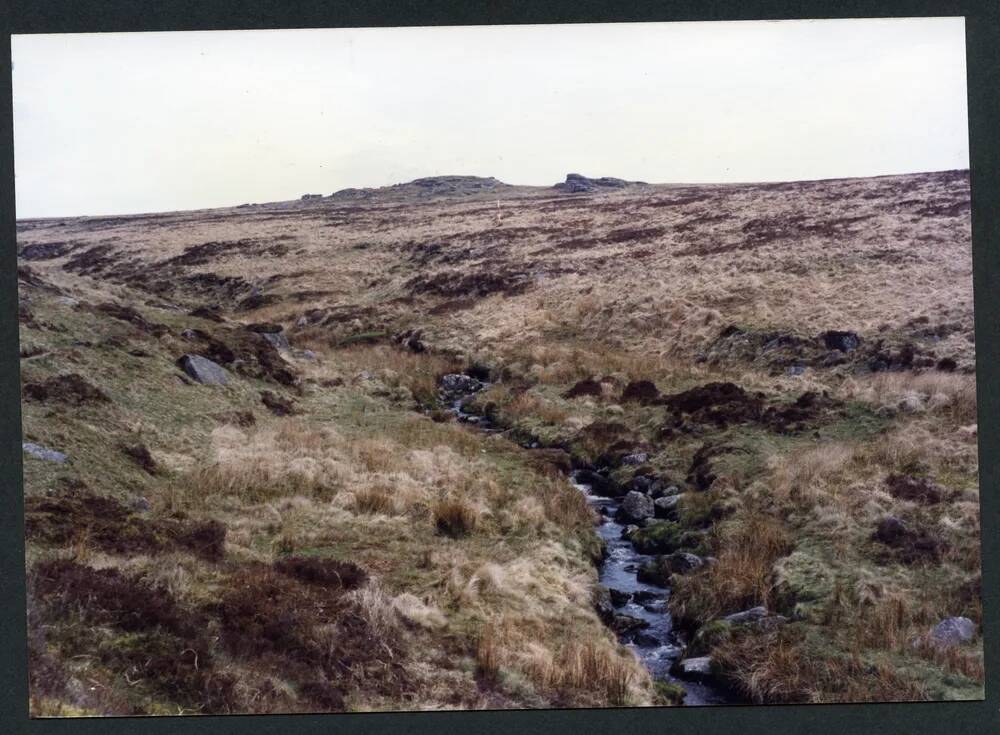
[438,372,738,706]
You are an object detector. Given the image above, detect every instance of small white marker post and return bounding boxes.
[495,198,502,226]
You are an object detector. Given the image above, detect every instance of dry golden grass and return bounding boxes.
[672,513,792,624]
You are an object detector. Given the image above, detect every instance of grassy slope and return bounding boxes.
[17,169,982,712]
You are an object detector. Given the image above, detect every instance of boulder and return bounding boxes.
[22,442,68,463]
[615,491,655,524]
[650,482,682,499]
[439,373,484,399]
[929,617,976,648]
[177,354,229,385]
[608,588,632,607]
[673,656,715,681]
[667,551,706,574]
[574,469,621,498]
[261,332,290,351]
[654,494,683,519]
[593,585,614,625]
[622,452,649,466]
[611,613,649,635]
[723,606,769,625]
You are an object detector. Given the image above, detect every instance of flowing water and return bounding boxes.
[444,380,734,706]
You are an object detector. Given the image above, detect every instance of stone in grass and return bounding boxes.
[928,617,976,648]
[723,606,769,625]
[22,442,68,463]
[177,354,229,385]
[261,332,290,351]
[654,494,683,519]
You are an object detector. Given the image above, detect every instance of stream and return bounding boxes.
[441,376,735,706]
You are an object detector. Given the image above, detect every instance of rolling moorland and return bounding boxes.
[17,169,982,714]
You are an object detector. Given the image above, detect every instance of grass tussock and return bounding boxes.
[433,495,479,538]
[672,513,792,625]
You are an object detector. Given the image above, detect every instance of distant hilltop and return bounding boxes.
[315,173,650,204]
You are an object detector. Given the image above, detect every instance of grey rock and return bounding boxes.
[675,656,714,680]
[622,452,649,466]
[611,613,649,634]
[929,617,976,647]
[262,332,290,351]
[439,373,484,399]
[651,483,682,499]
[301,349,317,360]
[723,606,769,625]
[593,585,614,625]
[755,615,790,632]
[667,551,706,574]
[22,442,68,463]
[129,496,152,513]
[786,365,806,377]
[654,494,683,519]
[608,588,632,607]
[178,354,229,385]
[615,491,655,524]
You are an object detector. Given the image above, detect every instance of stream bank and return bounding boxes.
[438,372,739,706]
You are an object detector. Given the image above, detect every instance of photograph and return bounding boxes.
[12,17,984,716]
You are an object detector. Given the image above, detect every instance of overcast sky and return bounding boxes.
[12,18,969,218]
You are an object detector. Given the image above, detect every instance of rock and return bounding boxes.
[622,452,649,466]
[929,617,976,647]
[261,332,290,351]
[654,494,683,519]
[392,328,426,353]
[439,373,484,399]
[129,496,152,513]
[261,390,296,416]
[245,322,283,334]
[629,475,652,493]
[621,524,640,540]
[636,557,672,587]
[615,491,655,523]
[608,588,632,607]
[667,551,706,574]
[723,606,769,625]
[755,615,789,632]
[574,469,621,498]
[296,315,309,328]
[301,350,317,360]
[611,613,649,635]
[874,516,909,545]
[786,365,806,376]
[650,482,682,499]
[820,330,861,352]
[22,442,68,463]
[593,585,614,625]
[674,656,715,681]
[177,354,229,385]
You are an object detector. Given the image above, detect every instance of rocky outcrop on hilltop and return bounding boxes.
[331,176,512,201]
[553,173,647,193]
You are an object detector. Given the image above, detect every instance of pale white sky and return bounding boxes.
[12,18,969,218]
